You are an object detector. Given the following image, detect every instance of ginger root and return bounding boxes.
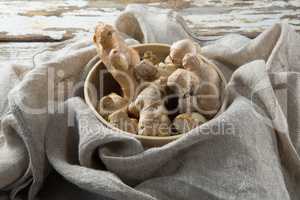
[173,112,207,134]
[167,68,201,113]
[134,59,158,82]
[166,39,221,117]
[97,93,128,119]
[108,109,138,134]
[128,83,171,136]
[93,23,140,98]
[167,68,200,95]
[156,62,178,80]
[143,50,160,65]
[183,53,221,116]
[169,39,200,66]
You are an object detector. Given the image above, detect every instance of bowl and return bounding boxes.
[84,43,227,147]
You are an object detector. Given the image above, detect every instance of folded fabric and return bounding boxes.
[0,4,299,200]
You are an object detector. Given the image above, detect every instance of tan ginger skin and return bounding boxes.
[173,112,207,134]
[167,40,221,117]
[93,23,140,99]
[182,53,221,116]
[108,109,138,134]
[134,59,158,82]
[167,68,200,114]
[169,39,200,66]
[97,93,128,119]
[128,82,171,136]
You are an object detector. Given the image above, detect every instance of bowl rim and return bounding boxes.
[84,43,228,143]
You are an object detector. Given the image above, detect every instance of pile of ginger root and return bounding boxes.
[93,23,222,136]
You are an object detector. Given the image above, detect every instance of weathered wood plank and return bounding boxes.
[0,1,121,42]
[0,0,299,42]
[0,43,53,65]
[0,0,300,64]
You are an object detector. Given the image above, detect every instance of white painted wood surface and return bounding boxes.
[0,0,299,65]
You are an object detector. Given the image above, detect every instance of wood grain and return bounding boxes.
[0,43,54,65]
[0,0,299,64]
[0,0,299,42]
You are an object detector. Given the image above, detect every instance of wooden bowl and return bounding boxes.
[84,43,227,147]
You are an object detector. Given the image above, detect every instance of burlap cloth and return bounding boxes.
[0,4,299,200]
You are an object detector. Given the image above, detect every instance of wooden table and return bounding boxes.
[0,0,299,65]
